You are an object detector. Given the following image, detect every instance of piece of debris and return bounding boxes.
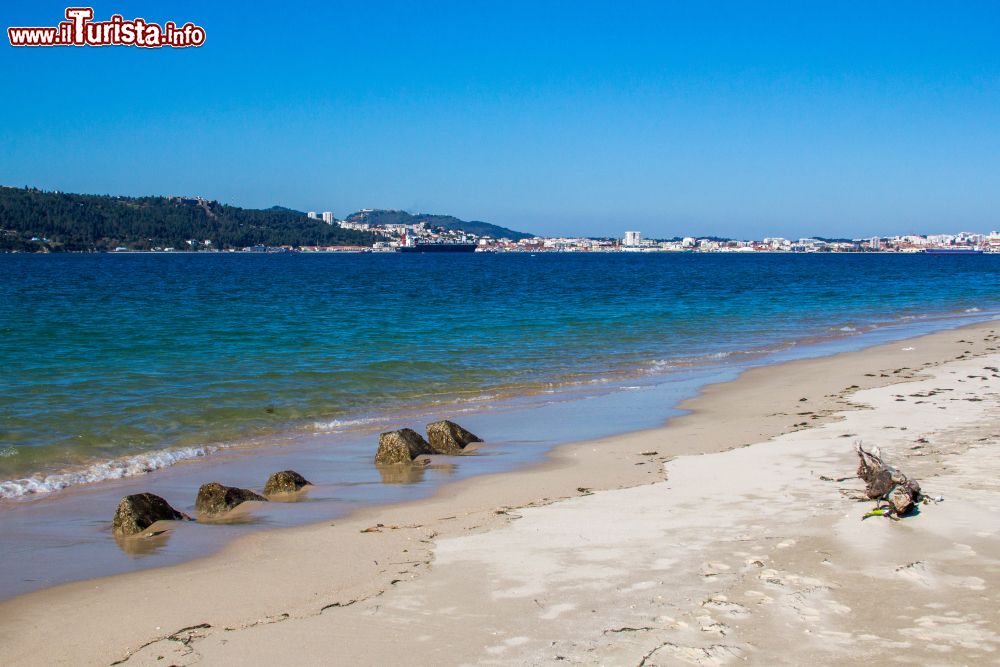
[855,441,922,517]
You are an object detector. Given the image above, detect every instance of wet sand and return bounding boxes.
[1,321,998,665]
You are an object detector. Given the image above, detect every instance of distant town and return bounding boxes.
[291,210,1000,254]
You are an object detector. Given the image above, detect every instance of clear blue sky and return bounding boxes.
[2,1,998,238]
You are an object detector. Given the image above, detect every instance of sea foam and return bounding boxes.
[311,417,383,432]
[0,446,215,499]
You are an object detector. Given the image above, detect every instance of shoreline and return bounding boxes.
[1,319,998,664]
[4,305,984,502]
[1,306,991,499]
[0,310,994,603]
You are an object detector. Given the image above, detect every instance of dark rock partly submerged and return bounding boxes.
[426,420,482,455]
[264,470,311,495]
[375,428,432,465]
[112,492,190,537]
[196,482,268,515]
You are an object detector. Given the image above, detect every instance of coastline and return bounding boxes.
[1,319,998,664]
[2,299,977,503]
[0,309,992,602]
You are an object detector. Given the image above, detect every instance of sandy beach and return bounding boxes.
[1,320,999,665]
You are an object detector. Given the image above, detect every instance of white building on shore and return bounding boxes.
[623,231,642,247]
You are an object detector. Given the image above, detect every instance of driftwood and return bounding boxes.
[855,442,922,516]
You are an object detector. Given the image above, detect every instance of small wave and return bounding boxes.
[453,406,484,414]
[0,446,215,500]
[647,360,677,372]
[429,393,502,406]
[311,417,382,432]
[451,394,500,404]
[0,446,17,458]
[965,307,981,313]
[619,386,642,391]
[839,326,857,332]
[646,350,734,373]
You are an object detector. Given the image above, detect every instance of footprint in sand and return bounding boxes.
[701,562,732,578]
[696,615,730,636]
[951,543,977,557]
[758,569,786,587]
[945,575,986,591]
[895,561,933,588]
[900,614,1000,652]
[744,590,774,605]
[701,598,751,618]
[484,635,533,655]
[538,602,576,620]
[652,642,746,665]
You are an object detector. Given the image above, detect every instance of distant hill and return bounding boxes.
[266,205,306,215]
[0,187,377,251]
[345,209,533,241]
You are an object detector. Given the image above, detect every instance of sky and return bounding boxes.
[1,1,999,239]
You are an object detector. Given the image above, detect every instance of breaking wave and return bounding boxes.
[0,446,216,500]
[311,417,383,432]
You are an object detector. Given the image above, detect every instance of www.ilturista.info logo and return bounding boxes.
[8,7,205,48]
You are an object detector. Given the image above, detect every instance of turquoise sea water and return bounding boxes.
[1,252,998,498]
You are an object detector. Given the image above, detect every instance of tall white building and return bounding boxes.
[623,231,642,247]
[321,211,334,224]
[307,211,318,220]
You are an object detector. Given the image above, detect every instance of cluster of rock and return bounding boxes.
[375,420,482,464]
[112,420,483,538]
[112,469,311,537]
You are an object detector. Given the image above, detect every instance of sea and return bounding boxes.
[0,252,997,598]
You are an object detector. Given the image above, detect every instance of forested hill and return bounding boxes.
[345,209,533,241]
[0,187,377,252]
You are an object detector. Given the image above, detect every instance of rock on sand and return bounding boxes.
[112,492,190,537]
[264,470,312,495]
[196,482,268,515]
[375,428,432,465]
[425,419,482,455]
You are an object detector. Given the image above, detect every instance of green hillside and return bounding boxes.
[0,187,377,252]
